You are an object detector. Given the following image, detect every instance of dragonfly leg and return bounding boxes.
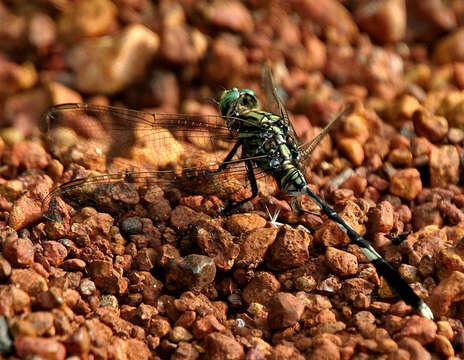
[218,140,241,171]
[290,197,322,217]
[222,159,258,214]
[388,231,411,245]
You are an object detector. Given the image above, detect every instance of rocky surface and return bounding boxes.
[1,0,464,359]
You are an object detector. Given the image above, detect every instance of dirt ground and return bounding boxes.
[1,0,464,359]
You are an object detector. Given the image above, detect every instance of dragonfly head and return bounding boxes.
[219,88,260,117]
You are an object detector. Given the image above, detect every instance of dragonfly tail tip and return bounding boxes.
[417,301,434,320]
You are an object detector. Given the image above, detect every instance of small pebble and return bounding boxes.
[120,217,143,235]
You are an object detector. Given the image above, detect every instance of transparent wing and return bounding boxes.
[298,104,354,160]
[261,62,296,137]
[261,64,353,171]
[42,159,265,220]
[261,63,281,114]
[40,103,240,161]
[40,103,274,219]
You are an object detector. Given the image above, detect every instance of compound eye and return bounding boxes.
[220,89,241,116]
[243,94,258,108]
[242,95,250,106]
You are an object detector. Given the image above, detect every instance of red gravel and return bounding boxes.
[2,0,464,359]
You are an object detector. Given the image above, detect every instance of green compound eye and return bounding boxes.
[219,88,259,117]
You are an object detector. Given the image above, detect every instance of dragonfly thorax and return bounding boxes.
[234,108,304,193]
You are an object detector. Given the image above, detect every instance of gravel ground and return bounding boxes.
[1,0,464,359]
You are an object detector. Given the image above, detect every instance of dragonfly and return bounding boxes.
[40,64,433,320]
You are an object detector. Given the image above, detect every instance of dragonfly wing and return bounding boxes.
[43,155,272,202]
[261,65,353,173]
[298,104,354,162]
[261,62,301,143]
[42,156,272,221]
[261,63,289,120]
[40,103,273,218]
[40,103,243,170]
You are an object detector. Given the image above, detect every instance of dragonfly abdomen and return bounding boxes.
[238,110,302,180]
